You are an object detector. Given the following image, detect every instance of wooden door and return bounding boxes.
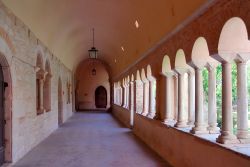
[95,86,107,108]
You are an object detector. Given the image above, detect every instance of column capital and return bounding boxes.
[174,68,187,75]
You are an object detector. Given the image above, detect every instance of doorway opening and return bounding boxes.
[95,86,107,108]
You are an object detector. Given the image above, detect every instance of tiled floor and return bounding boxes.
[13,112,171,167]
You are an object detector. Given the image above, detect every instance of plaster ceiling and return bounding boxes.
[2,0,209,75]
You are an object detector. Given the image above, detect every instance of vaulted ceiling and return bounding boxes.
[2,0,209,75]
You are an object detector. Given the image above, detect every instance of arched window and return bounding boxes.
[67,78,71,104]
[36,54,44,115]
[43,59,52,112]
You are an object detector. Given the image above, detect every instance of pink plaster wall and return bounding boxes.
[75,59,110,110]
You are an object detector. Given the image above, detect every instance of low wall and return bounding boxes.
[112,105,250,167]
[112,105,131,128]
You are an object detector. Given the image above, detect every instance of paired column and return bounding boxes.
[36,69,45,115]
[126,83,130,109]
[123,83,127,108]
[216,62,237,144]
[207,65,220,133]
[191,68,207,133]
[38,79,44,113]
[174,74,178,121]
[129,81,134,127]
[237,61,249,140]
[142,81,149,116]
[162,74,173,123]
[175,71,188,128]
[187,71,195,126]
[147,80,157,119]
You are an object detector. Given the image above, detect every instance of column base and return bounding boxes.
[187,121,194,126]
[190,126,208,134]
[216,133,238,144]
[174,121,188,128]
[37,108,45,115]
[153,113,160,120]
[141,111,148,116]
[147,112,156,119]
[163,119,175,125]
[207,126,220,134]
[237,130,250,140]
[239,138,250,144]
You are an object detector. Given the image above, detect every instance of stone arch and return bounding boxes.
[162,55,171,74]
[146,65,156,81]
[131,74,134,82]
[0,52,12,163]
[36,53,43,70]
[136,70,141,81]
[141,68,147,82]
[218,17,250,55]
[175,49,187,69]
[0,31,13,162]
[191,37,210,68]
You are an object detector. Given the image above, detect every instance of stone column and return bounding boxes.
[142,81,149,116]
[123,84,127,108]
[163,74,173,123]
[191,68,208,134]
[174,74,178,121]
[129,81,134,127]
[38,78,44,114]
[175,72,187,127]
[216,62,237,144]
[207,65,220,133]
[127,83,130,109]
[147,80,156,119]
[133,80,137,113]
[237,61,249,140]
[187,71,195,126]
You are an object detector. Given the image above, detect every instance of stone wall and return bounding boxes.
[112,106,250,167]
[0,2,73,163]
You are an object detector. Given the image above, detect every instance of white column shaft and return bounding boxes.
[237,62,249,139]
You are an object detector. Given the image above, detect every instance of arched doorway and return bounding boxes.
[0,65,5,165]
[95,86,107,108]
[58,78,63,125]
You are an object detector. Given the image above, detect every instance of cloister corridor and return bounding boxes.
[12,112,170,167]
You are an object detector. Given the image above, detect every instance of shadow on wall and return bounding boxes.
[75,59,111,111]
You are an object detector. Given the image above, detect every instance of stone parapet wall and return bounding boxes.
[112,106,250,167]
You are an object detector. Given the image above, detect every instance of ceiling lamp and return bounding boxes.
[88,28,98,59]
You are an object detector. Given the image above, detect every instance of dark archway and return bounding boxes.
[58,78,63,126]
[95,86,107,108]
[0,64,5,165]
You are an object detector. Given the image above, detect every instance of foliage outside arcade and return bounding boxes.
[202,63,250,134]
